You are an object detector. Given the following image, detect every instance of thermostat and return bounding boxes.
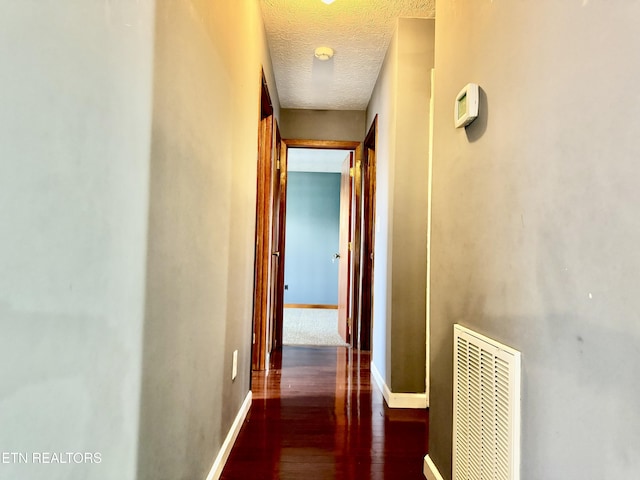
[454,83,479,128]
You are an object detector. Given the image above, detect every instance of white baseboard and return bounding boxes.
[371,361,428,409]
[370,360,387,399]
[205,390,252,480]
[423,455,445,480]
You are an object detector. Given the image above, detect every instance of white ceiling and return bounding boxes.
[260,0,435,111]
[288,148,351,173]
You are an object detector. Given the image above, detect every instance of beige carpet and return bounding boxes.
[283,308,348,346]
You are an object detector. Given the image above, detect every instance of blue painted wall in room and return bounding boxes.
[284,172,340,305]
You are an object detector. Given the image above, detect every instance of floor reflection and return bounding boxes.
[222,346,428,480]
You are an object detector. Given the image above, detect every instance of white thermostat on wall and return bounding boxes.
[454,83,479,128]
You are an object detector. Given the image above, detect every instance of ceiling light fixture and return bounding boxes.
[321,0,336,4]
[314,46,334,61]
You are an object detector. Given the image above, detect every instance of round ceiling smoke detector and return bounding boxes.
[314,47,334,61]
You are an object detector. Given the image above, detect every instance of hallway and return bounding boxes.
[221,347,429,479]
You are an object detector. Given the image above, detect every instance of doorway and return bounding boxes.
[252,130,378,369]
[283,148,352,347]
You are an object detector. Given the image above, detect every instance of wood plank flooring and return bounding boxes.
[221,346,429,479]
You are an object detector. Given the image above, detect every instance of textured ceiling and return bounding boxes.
[260,0,435,111]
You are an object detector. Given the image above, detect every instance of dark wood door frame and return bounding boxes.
[337,151,354,344]
[274,139,360,350]
[284,139,361,150]
[351,145,363,349]
[252,71,274,371]
[254,124,378,364]
[358,117,377,351]
[270,132,287,351]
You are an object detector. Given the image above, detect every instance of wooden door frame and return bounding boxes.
[358,117,377,351]
[270,131,287,351]
[337,151,354,344]
[254,127,379,366]
[252,71,274,371]
[275,139,360,350]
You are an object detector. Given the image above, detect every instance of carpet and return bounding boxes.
[283,308,348,346]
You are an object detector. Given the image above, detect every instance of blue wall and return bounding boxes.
[284,172,341,305]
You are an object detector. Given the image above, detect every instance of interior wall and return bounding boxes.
[0,1,276,479]
[429,2,640,478]
[137,1,277,479]
[284,172,341,305]
[0,2,155,479]
[280,109,366,141]
[366,18,435,394]
[365,23,398,389]
[390,18,434,393]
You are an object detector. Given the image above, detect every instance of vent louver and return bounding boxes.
[453,325,521,480]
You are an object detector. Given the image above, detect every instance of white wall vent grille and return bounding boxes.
[453,324,521,480]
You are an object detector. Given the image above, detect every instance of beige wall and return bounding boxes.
[280,108,366,141]
[429,2,640,478]
[366,18,435,394]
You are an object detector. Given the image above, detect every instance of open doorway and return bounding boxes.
[282,148,352,347]
[252,132,377,369]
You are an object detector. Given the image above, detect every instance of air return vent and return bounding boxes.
[453,325,521,480]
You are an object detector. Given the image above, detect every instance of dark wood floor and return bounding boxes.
[221,346,429,480]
